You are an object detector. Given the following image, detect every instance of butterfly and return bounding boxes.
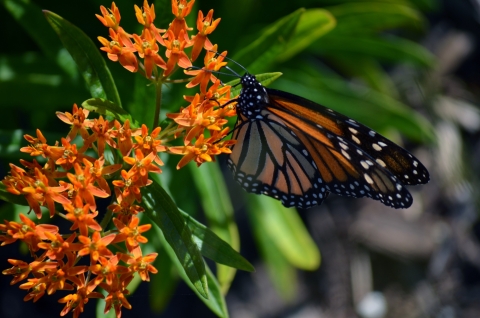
[225,72,429,209]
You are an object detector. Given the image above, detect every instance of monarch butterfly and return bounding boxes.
[225,71,429,209]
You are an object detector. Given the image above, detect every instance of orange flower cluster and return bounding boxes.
[1,1,238,317]
[1,103,160,318]
[97,0,237,169]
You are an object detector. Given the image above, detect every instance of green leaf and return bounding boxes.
[277,9,336,62]
[154,225,229,317]
[311,35,435,67]
[141,181,208,299]
[232,8,305,74]
[0,183,29,207]
[149,244,179,313]
[227,72,283,97]
[179,209,254,273]
[326,2,425,34]
[44,11,122,107]
[248,195,321,271]
[247,199,297,300]
[189,162,242,292]
[3,0,77,78]
[82,98,140,128]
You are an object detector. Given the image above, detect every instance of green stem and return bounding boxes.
[99,205,113,231]
[153,78,163,128]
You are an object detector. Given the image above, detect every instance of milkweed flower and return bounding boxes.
[1,1,239,317]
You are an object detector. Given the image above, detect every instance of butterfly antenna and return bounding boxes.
[185,66,239,78]
[211,51,249,74]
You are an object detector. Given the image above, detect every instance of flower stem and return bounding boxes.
[153,78,163,128]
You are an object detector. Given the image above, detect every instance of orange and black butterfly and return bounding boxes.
[226,72,429,209]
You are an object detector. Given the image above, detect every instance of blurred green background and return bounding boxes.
[1,0,480,317]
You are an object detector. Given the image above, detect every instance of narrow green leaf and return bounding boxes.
[189,162,242,292]
[228,72,283,97]
[277,9,336,62]
[44,11,122,107]
[312,35,435,67]
[247,201,297,300]
[149,244,179,313]
[326,2,425,34]
[232,8,305,74]
[179,209,254,272]
[3,0,77,78]
[82,98,139,128]
[154,225,229,317]
[248,195,321,271]
[141,181,208,299]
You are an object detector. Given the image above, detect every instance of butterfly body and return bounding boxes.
[227,73,429,209]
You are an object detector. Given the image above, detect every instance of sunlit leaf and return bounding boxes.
[277,8,337,61]
[44,11,122,107]
[82,98,140,128]
[232,8,304,74]
[141,181,208,299]
[154,225,229,317]
[248,195,321,271]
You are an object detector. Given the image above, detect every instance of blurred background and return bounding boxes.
[1,0,480,317]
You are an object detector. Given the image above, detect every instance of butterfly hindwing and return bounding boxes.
[227,112,328,208]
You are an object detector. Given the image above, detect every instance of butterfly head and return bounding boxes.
[237,73,270,118]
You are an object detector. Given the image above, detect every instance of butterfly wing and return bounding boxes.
[267,88,430,186]
[227,112,329,208]
[228,88,428,209]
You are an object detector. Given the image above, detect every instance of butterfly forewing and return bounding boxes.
[267,89,430,186]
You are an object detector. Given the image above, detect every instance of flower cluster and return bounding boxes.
[1,1,238,317]
[97,0,237,169]
[2,104,159,318]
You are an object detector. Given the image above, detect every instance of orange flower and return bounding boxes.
[134,0,165,45]
[169,133,228,168]
[98,28,138,72]
[112,169,145,203]
[101,273,133,317]
[67,163,109,212]
[120,246,158,281]
[78,231,116,263]
[112,216,151,251]
[20,276,48,302]
[185,46,227,94]
[124,149,162,186]
[132,29,167,79]
[107,188,144,224]
[82,157,122,196]
[21,168,70,218]
[170,0,195,38]
[1,214,59,252]
[90,254,129,286]
[2,259,58,285]
[133,124,166,166]
[58,273,103,318]
[37,232,82,261]
[20,129,65,162]
[63,196,102,237]
[191,9,221,61]
[110,119,139,156]
[96,2,121,31]
[163,29,192,77]
[82,116,117,156]
[56,104,92,141]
